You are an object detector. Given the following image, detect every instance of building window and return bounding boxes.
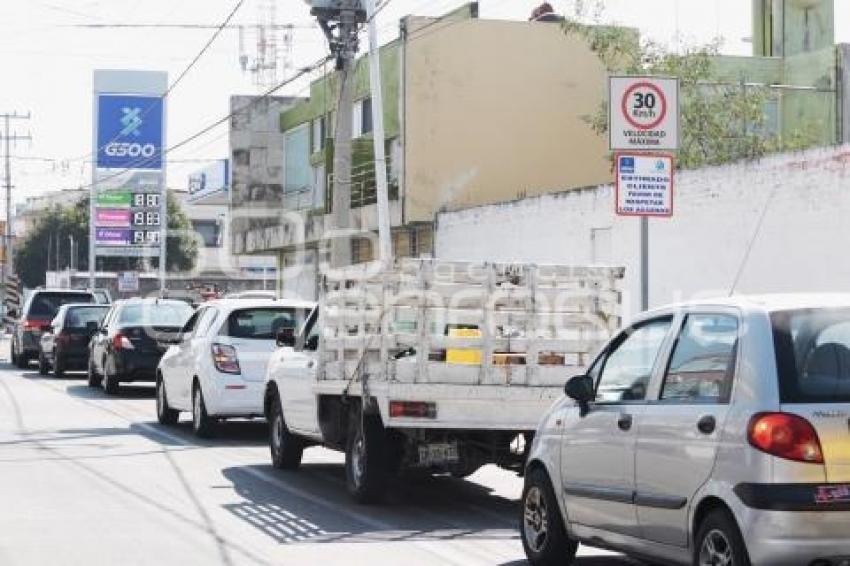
[361,97,373,135]
[311,116,325,154]
[284,124,311,194]
[352,97,373,138]
[192,220,221,248]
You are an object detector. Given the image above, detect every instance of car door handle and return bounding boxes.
[617,413,633,431]
[697,415,716,435]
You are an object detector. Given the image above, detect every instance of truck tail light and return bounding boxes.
[112,333,134,351]
[212,344,240,374]
[389,401,437,419]
[748,412,824,464]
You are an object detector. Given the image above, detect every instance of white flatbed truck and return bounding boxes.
[263,259,623,502]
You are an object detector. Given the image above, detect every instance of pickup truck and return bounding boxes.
[263,259,624,503]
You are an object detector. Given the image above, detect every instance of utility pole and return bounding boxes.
[1,111,31,302]
[309,0,366,269]
[364,0,392,269]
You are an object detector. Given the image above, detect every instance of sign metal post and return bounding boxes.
[610,76,679,311]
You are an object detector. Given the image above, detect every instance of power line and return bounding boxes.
[54,3,470,185]
[166,0,246,98]
[67,23,316,30]
[66,0,247,165]
[65,55,333,193]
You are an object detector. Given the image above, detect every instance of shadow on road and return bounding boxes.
[500,559,645,566]
[64,383,156,399]
[221,463,520,546]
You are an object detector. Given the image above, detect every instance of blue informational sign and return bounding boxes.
[619,156,635,174]
[96,94,163,169]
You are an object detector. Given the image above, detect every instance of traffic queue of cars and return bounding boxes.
[11,287,850,566]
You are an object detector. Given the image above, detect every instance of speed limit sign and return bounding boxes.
[609,76,679,151]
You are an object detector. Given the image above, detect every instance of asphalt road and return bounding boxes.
[0,340,635,566]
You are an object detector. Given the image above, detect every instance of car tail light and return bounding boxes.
[212,344,240,374]
[748,412,824,464]
[22,319,44,331]
[389,401,437,419]
[112,333,134,351]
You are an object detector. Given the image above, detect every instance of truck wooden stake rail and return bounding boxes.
[264,259,624,503]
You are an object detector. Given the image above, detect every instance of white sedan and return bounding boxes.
[155,298,315,437]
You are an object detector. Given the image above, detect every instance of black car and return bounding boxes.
[38,304,110,377]
[11,289,98,369]
[88,299,194,394]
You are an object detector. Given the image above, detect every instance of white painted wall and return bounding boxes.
[436,145,850,320]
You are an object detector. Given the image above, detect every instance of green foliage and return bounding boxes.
[14,192,198,288]
[563,3,820,169]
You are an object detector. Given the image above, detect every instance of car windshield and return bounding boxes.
[118,303,193,327]
[226,307,305,340]
[65,307,109,329]
[29,293,94,318]
[772,308,850,403]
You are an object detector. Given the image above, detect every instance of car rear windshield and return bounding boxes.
[65,306,109,329]
[118,303,193,327]
[771,308,850,403]
[29,293,94,318]
[227,308,304,340]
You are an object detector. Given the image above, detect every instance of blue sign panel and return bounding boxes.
[96,94,163,169]
[619,156,635,174]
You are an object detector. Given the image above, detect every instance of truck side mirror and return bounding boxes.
[86,321,98,335]
[276,327,296,348]
[565,374,594,417]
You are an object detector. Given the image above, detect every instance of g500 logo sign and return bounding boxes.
[104,106,156,159]
[104,141,157,158]
[96,94,163,169]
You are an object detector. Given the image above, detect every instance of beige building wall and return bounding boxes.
[403,18,612,223]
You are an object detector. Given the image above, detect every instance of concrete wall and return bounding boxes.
[436,145,850,321]
[402,16,611,222]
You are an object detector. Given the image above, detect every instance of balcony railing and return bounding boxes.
[327,157,398,211]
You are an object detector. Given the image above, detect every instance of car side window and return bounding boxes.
[181,309,204,337]
[100,307,116,329]
[595,317,673,402]
[196,308,218,337]
[660,313,739,403]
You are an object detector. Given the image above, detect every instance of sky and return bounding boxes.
[1,0,848,214]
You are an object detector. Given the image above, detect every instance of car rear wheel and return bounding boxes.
[156,378,179,426]
[15,345,29,369]
[269,392,303,470]
[87,358,102,387]
[192,384,216,438]
[102,367,119,395]
[38,352,49,375]
[521,467,578,566]
[53,355,65,378]
[694,509,750,566]
[344,408,388,504]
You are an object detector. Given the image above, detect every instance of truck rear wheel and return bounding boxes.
[345,409,387,504]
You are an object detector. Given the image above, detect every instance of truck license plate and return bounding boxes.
[418,443,459,466]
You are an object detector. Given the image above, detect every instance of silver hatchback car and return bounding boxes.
[522,295,850,566]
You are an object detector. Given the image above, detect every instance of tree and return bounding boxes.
[563,3,820,169]
[14,191,198,288]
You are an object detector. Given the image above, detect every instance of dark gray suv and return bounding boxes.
[11,289,97,369]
